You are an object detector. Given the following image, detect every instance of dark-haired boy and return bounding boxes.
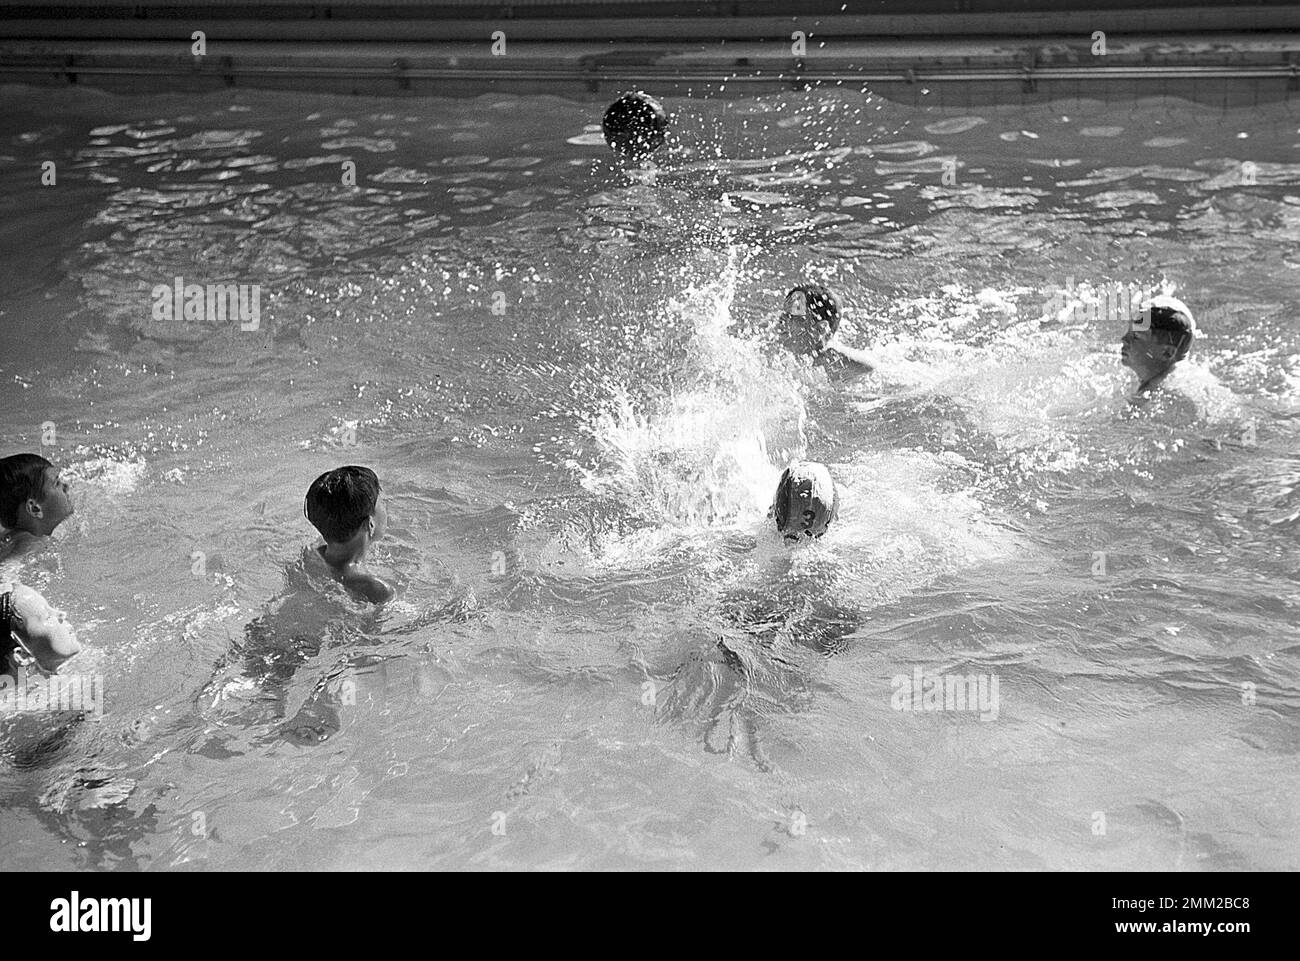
[1122,295,1197,394]
[304,465,394,603]
[0,454,74,565]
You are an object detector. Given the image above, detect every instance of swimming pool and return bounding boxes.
[1,83,1297,870]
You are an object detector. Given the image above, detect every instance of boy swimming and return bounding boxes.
[656,459,845,769]
[1,582,82,678]
[0,454,74,565]
[304,465,395,604]
[776,285,882,371]
[1,583,90,769]
[1121,294,1197,394]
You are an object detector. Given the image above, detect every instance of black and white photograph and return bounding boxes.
[0,0,1295,910]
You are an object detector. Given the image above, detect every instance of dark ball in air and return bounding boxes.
[602,92,668,160]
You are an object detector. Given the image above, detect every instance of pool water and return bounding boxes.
[1,84,1298,870]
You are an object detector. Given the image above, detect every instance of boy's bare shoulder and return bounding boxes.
[0,530,40,578]
[0,529,39,558]
[339,569,395,604]
[304,545,393,604]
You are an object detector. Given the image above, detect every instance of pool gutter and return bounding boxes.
[2,7,1299,102]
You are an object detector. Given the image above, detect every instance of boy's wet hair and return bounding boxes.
[784,284,841,336]
[1143,299,1196,362]
[0,454,54,529]
[305,466,381,543]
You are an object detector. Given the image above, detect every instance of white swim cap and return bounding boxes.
[1138,294,1197,335]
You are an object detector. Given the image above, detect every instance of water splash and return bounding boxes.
[575,251,807,551]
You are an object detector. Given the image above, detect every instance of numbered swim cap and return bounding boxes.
[770,461,838,543]
[602,92,668,160]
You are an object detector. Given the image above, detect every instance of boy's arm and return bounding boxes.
[823,339,880,371]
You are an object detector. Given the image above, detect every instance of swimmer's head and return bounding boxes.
[0,454,74,537]
[1,583,81,675]
[770,461,838,544]
[778,285,840,355]
[305,466,387,550]
[1122,295,1196,386]
[602,92,668,161]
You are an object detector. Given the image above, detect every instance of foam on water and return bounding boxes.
[575,251,802,555]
